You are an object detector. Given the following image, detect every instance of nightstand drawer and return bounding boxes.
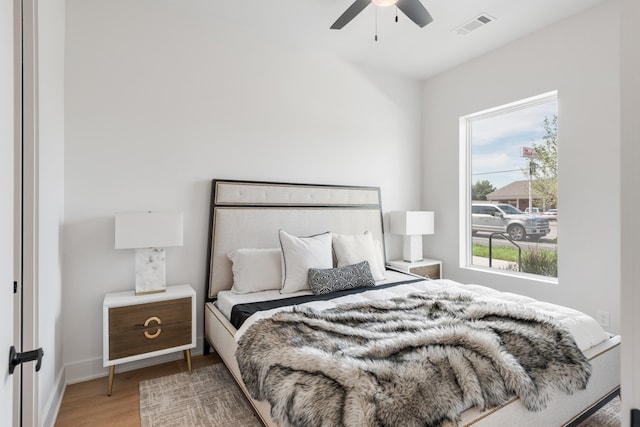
[108,297,191,361]
[411,264,440,279]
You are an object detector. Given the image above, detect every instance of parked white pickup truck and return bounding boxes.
[472,203,550,241]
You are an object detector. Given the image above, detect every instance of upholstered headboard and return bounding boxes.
[206,180,385,299]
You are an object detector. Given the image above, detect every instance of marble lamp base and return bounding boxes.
[402,235,424,263]
[134,247,167,295]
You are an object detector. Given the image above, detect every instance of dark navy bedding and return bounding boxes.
[229,278,423,329]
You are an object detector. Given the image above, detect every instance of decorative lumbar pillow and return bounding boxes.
[307,261,375,295]
[227,248,283,294]
[279,230,333,294]
[332,231,386,281]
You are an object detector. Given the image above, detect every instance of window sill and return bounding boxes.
[461,264,559,285]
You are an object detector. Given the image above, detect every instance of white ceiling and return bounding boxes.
[217,0,609,80]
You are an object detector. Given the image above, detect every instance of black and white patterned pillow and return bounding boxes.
[307,261,375,295]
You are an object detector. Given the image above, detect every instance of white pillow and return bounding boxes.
[227,248,282,294]
[279,230,333,294]
[332,231,386,281]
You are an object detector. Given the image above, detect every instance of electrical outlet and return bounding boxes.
[596,310,610,328]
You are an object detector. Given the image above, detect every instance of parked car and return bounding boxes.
[524,207,543,215]
[542,209,558,220]
[472,203,551,241]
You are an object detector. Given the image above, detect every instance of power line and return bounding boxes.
[472,169,522,176]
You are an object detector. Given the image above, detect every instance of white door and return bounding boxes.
[1,0,17,425]
[4,1,40,425]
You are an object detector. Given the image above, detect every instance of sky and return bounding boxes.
[471,99,557,190]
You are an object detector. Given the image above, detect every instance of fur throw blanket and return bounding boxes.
[236,292,591,427]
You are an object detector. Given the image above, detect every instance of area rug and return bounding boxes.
[139,363,261,427]
[140,362,620,427]
[577,395,621,427]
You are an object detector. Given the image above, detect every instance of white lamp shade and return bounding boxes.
[372,0,398,6]
[115,212,184,249]
[390,211,435,236]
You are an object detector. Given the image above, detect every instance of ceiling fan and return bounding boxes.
[330,0,433,30]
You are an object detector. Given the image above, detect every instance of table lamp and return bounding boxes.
[390,211,435,262]
[115,212,183,295]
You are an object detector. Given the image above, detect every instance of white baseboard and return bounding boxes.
[42,366,66,427]
[64,336,205,385]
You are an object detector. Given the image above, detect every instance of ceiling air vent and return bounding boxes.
[452,13,495,35]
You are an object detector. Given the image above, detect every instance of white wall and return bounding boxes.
[422,2,621,332]
[620,0,639,424]
[37,0,66,425]
[63,0,422,382]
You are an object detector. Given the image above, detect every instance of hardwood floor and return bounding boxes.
[55,353,221,427]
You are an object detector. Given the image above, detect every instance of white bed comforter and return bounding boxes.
[234,278,608,352]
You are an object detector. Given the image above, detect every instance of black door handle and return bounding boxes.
[8,346,44,374]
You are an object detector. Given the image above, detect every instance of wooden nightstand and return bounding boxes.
[103,284,196,396]
[387,258,442,279]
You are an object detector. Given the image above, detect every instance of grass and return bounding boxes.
[473,243,558,278]
[473,243,520,262]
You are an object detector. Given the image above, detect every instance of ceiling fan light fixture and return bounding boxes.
[371,0,398,7]
[331,0,432,30]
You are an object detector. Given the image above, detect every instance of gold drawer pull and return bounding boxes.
[143,316,162,339]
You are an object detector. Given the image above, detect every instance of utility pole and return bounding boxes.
[528,159,537,213]
[522,147,535,212]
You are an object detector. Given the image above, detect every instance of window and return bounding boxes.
[460,91,558,279]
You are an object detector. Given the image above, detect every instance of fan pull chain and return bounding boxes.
[395,6,398,23]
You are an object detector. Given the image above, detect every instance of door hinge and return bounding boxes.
[13,281,17,293]
[8,346,44,374]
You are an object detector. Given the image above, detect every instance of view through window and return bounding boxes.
[463,92,558,279]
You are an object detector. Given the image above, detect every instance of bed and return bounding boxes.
[203,179,620,427]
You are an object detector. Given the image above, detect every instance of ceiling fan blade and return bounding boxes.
[330,0,371,30]
[396,0,433,28]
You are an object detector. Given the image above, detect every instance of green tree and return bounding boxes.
[472,180,496,201]
[527,115,558,209]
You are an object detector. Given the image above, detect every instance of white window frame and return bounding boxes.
[459,91,558,282]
